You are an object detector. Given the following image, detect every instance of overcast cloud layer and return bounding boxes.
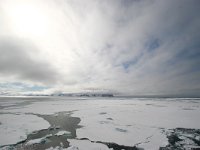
[0,0,200,96]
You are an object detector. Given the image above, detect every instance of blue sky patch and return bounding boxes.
[122,53,143,71]
[0,82,48,92]
[145,38,160,52]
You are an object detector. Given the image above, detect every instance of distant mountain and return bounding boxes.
[22,92,114,97]
[51,92,114,97]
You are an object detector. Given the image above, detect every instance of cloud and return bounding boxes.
[0,0,200,96]
[0,38,59,85]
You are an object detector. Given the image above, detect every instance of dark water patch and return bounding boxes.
[167,133,182,145]
[189,101,200,103]
[36,111,82,138]
[146,103,153,106]
[126,124,132,127]
[107,117,113,120]
[99,112,107,115]
[0,112,21,115]
[123,103,137,106]
[182,108,195,110]
[5,111,82,149]
[103,142,142,150]
[14,136,69,150]
[115,128,128,133]
[160,128,200,150]
[146,103,166,107]
[78,137,143,150]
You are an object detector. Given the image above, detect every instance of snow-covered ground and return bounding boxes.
[0,97,200,149]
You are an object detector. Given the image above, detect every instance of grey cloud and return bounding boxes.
[0,0,200,96]
[78,0,200,96]
[0,38,59,85]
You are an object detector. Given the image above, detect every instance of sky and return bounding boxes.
[0,0,200,96]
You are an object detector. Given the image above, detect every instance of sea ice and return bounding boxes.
[68,139,112,150]
[1,97,200,149]
[0,113,50,146]
[55,130,71,136]
[26,137,47,145]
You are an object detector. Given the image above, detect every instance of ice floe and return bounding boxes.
[0,113,50,146]
[68,139,113,150]
[1,97,200,149]
[55,130,71,136]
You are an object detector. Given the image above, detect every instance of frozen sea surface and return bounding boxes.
[0,97,200,150]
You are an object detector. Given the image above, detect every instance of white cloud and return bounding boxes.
[0,0,200,96]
